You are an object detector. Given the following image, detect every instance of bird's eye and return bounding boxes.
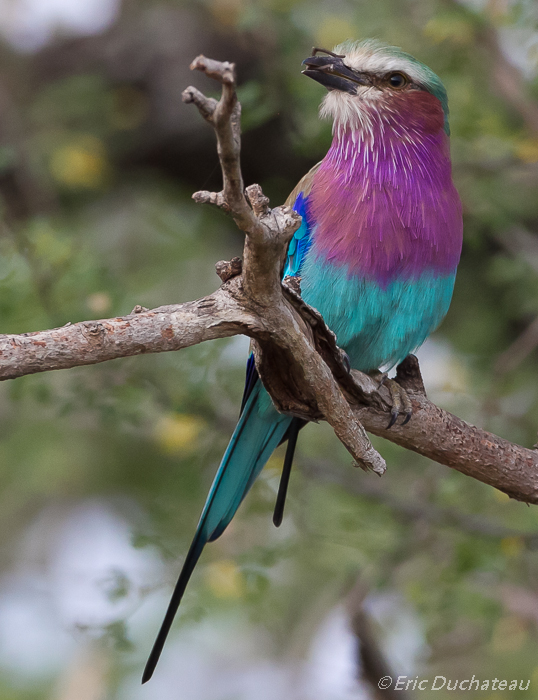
[388,72,407,89]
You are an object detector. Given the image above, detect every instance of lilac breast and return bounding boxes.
[308,103,463,287]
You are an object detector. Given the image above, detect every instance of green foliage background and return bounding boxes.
[1,0,538,697]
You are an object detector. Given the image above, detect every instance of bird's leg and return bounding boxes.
[369,370,413,429]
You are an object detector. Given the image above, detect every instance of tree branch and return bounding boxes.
[1,56,538,504]
[0,283,258,380]
[347,581,410,700]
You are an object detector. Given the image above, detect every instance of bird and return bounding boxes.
[142,39,462,682]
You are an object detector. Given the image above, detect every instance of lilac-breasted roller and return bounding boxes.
[143,39,462,681]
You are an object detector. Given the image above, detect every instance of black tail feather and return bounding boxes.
[142,535,206,684]
[273,419,300,527]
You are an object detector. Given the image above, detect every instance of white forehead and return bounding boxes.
[340,46,425,84]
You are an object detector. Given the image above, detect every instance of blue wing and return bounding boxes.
[284,191,314,278]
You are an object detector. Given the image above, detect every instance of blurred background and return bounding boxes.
[0,0,538,698]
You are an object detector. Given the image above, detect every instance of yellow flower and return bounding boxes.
[514,138,538,164]
[155,414,205,456]
[50,136,108,188]
[500,536,524,558]
[205,559,245,599]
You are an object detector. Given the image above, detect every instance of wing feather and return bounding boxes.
[284,162,320,278]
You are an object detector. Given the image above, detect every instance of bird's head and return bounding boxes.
[303,39,449,135]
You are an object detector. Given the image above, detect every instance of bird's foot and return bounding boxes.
[369,371,413,429]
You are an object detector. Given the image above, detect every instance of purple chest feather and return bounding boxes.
[309,91,463,287]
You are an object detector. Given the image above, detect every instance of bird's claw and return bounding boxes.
[384,377,413,429]
[401,407,413,426]
[370,371,413,428]
[387,410,398,429]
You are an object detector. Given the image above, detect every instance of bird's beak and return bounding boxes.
[302,55,369,93]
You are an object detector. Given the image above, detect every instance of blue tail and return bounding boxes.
[142,381,292,683]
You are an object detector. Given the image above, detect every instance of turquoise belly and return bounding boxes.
[300,255,456,372]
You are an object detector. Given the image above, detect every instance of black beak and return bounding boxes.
[302,55,369,93]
